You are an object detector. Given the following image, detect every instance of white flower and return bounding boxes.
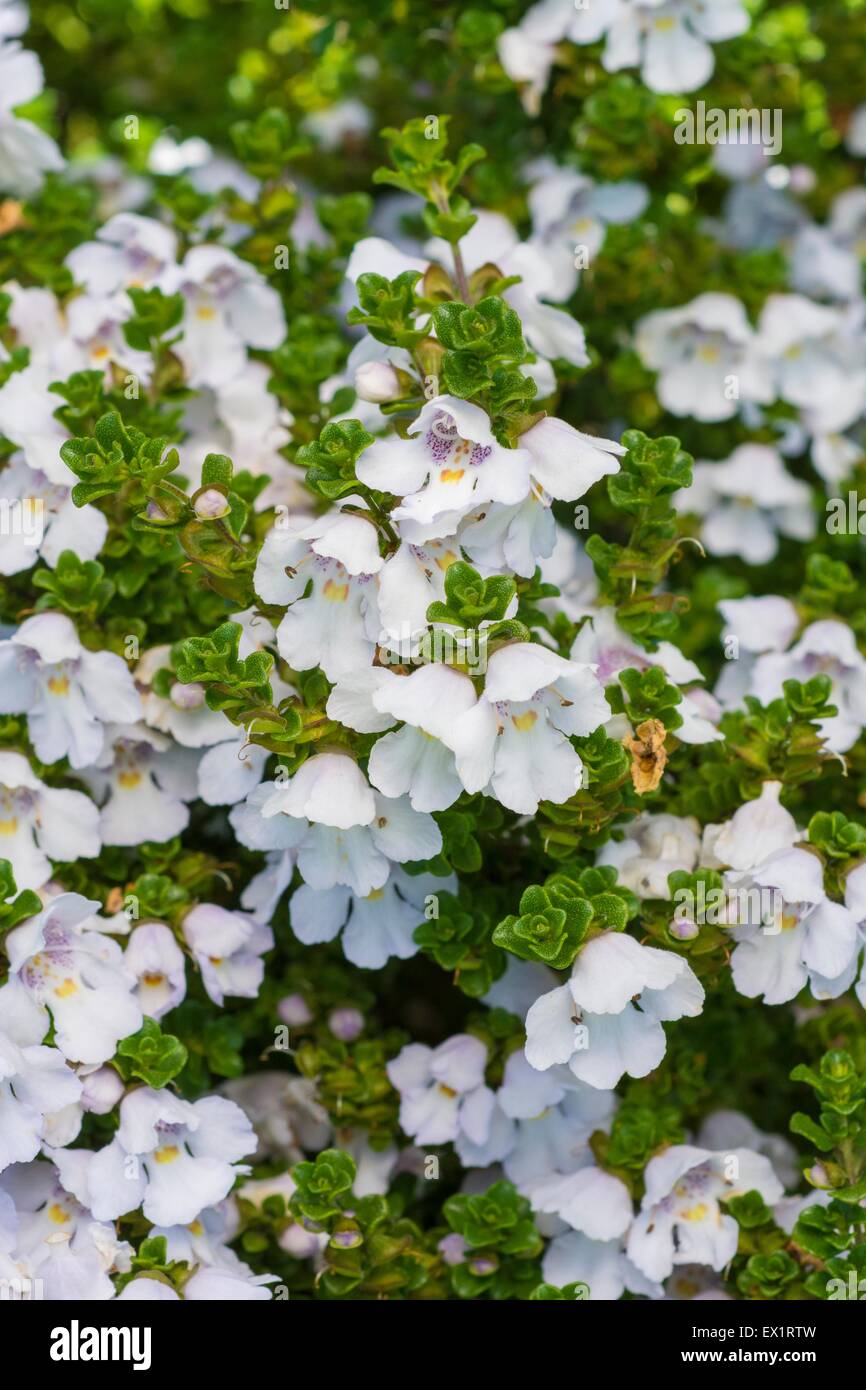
[160,245,285,389]
[66,213,178,296]
[0,893,141,1065]
[443,641,611,814]
[679,444,814,564]
[0,1160,132,1300]
[635,293,772,422]
[123,923,187,1020]
[374,538,455,656]
[543,1230,661,1301]
[847,103,866,156]
[0,1028,81,1173]
[725,847,861,1004]
[197,729,270,807]
[63,290,154,382]
[697,1110,800,1191]
[0,457,107,576]
[386,1034,491,1146]
[501,1063,616,1193]
[530,1164,633,1242]
[714,593,799,710]
[221,1074,330,1162]
[0,364,71,482]
[457,493,557,579]
[526,160,648,298]
[702,780,799,873]
[0,2,27,40]
[627,1145,784,1282]
[182,903,272,1006]
[51,1088,255,1226]
[0,43,63,197]
[596,811,701,899]
[0,613,141,769]
[80,724,199,846]
[524,931,704,1089]
[262,752,375,830]
[368,664,478,812]
[790,219,864,304]
[357,395,533,541]
[0,750,100,891]
[755,294,866,434]
[499,0,749,107]
[602,0,750,95]
[255,515,382,682]
[518,415,624,502]
[289,868,451,970]
[233,768,442,899]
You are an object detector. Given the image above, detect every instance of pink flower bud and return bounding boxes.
[278,993,313,1027]
[170,680,205,710]
[328,1006,364,1041]
[669,917,699,941]
[194,488,230,519]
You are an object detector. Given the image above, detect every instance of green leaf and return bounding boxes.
[116,1018,188,1089]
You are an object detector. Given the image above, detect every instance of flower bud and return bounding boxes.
[354,360,402,403]
[170,680,205,710]
[278,992,314,1027]
[194,488,230,519]
[328,1006,364,1041]
[437,1233,467,1267]
[669,917,699,941]
[81,1065,125,1114]
[330,1223,363,1250]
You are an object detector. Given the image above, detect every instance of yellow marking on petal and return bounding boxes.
[54,978,77,998]
[440,468,465,484]
[682,1203,709,1222]
[322,578,349,602]
[48,1203,71,1225]
[154,1145,180,1164]
[654,15,676,30]
[572,217,593,233]
[118,770,142,789]
[785,344,803,359]
[512,710,538,732]
[47,676,70,696]
[438,1084,457,1099]
[0,817,18,835]
[195,305,217,321]
[209,956,223,966]
[142,972,166,987]
[697,345,719,363]
[91,345,110,360]
[188,1220,204,1236]
[780,912,799,931]
[366,888,385,901]
[435,550,458,571]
